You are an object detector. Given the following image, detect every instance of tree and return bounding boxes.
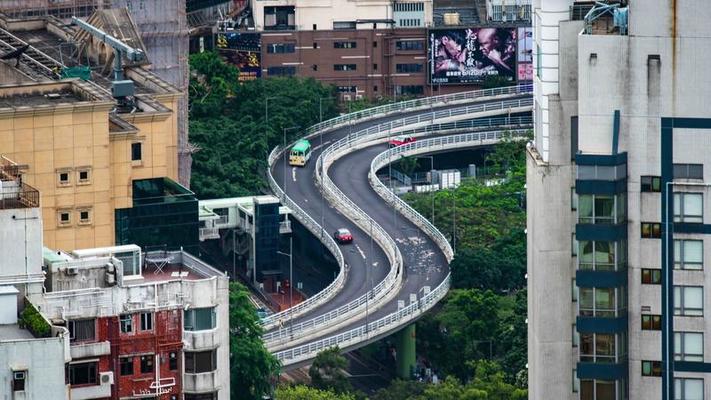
[308,347,352,394]
[275,385,355,400]
[188,52,339,199]
[229,282,280,400]
[371,380,427,400]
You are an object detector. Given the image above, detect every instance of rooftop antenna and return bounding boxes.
[70,16,146,109]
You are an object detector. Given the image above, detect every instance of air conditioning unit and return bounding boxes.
[343,94,351,101]
[100,371,114,385]
[65,266,78,275]
[355,95,363,100]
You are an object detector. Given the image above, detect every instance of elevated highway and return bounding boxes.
[263,86,533,368]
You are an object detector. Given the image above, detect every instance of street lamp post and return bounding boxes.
[418,155,435,224]
[264,97,277,158]
[276,236,294,329]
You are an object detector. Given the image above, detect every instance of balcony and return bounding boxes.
[70,381,112,400]
[184,329,221,351]
[184,370,221,393]
[70,341,111,359]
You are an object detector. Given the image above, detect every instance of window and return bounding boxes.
[641,360,662,376]
[131,142,142,162]
[313,42,317,49]
[396,63,423,73]
[12,371,26,392]
[675,378,704,400]
[580,379,617,399]
[264,6,295,30]
[374,85,378,92]
[185,350,217,373]
[120,357,134,376]
[337,86,356,93]
[78,209,91,225]
[674,193,703,223]
[396,40,424,51]
[674,163,704,180]
[69,319,95,342]
[641,176,661,192]
[675,240,703,270]
[578,194,626,224]
[140,355,154,374]
[642,268,662,284]
[334,64,356,71]
[69,362,98,385]
[395,85,424,96]
[675,286,704,316]
[267,66,296,76]
[169,352,178,370]
[675,332,704,362]
[140,312,153,331]
[120,314,133,333]
[578,241,626,271]
[266,43,295,53]
[77,169,91,184]
[580,333,618,363]
[313,24,317,30]
[334,41,357,49]
[641,314,662,330]
[641,222,662,238]
[185,394,218,400]
[373,41,377,48]
[373,63,378,71]
[58,211,71,226]
[579,287,623,317]
[184,307,216,331]
[58,170,71,186]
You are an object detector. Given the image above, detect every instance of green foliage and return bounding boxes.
[275,385,356,400]
[396,155,419,177]
[189,52,339,199]
[308,347,352,395]
[403,134,529,385]
[229,282,280,400]
[371,362,527,400]
[19,302,50,338]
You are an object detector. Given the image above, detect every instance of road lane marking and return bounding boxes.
[292,167,296,182]
[354,244,366,260]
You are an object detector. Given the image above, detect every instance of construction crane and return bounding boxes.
[71,16,146,107]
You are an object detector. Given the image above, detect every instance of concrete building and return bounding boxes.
[0,0,193,188]
[0,11,185,251]
[251,0,433,32]
[0,157,230,400]
[528,1,711,399]
[0,157,72,400]
[34,245,231,400]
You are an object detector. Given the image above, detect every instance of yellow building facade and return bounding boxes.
[0,79,180,251]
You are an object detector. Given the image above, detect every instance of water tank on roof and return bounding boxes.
[443,12,460,25]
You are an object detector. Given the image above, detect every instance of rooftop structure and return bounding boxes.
[0,12,185,251]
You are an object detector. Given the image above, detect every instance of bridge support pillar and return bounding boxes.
[395,323,416,379]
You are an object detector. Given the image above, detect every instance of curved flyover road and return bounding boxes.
[266,87,532,368]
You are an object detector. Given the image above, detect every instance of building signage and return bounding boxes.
[428,27,517,85]
[217,32,262,81]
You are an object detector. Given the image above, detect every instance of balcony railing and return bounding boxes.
[0,182,40,210]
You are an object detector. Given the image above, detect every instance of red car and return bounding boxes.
[388,135,416,148]
[334,228,353,244]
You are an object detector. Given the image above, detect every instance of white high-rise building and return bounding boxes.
[528,1,711,399]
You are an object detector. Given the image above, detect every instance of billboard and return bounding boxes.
[428,27,517,85]
[517,27,533,81]
[217,32,262,81]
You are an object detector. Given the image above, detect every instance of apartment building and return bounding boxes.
[0,157,230,400]
[528,1,711,399]
[0,10,184,251]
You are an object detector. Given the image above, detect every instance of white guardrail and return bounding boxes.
[262,116,533,346]
[261,85,532,330]
[273,128,532,366]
